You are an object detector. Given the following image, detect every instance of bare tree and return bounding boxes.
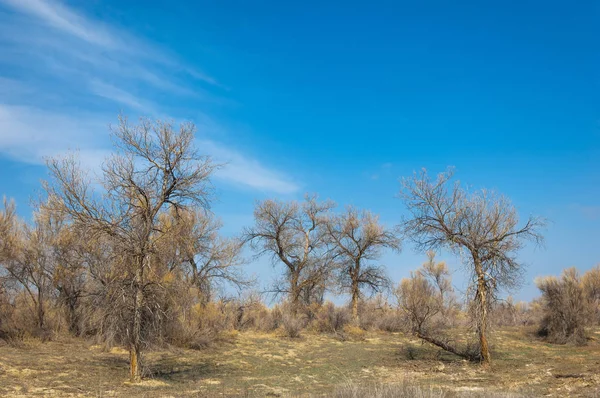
[399,168,545,365]
[44,116,217,381]
[49,214,90,336]
[244,195,335,314]
[0,203,59,333]
[326,207,400,322]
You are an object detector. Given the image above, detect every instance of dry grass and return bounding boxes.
[0,327,599,397]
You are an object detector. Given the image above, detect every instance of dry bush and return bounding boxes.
[240,303,285,333]
[582,264,600,325]
[332,381,525,398]
[536,268,590,345]
[0,288,25,344]
[162,287,243,349]
[0,291,66,342]
[333,380,445,398]
[281,313,304,338]
[235,300,272,331]
[373,307,404,332]
[396,262,480,361]
[343,324,366,341]
[524,298,545,327]
[263,304,284,332]
[401,344,419,360]
[491,297,533,327]
[313,301,350,333]
[356,295,402,332]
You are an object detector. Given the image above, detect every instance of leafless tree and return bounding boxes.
[48,215,91,336]
[244,195,335,315]
[0,203,60,333]
[44,116,217,381]
[326,206,400,322]
[398,168,545,365]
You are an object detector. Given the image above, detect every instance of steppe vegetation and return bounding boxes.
[1,117,598,397]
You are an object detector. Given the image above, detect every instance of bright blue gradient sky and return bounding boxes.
[0,0,598,301]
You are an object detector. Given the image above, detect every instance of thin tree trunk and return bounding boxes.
[130,258,144,382]
[290,272,300,316]
[130,343,141,381]
[351,279,360,323]
[37,290,44,330]
[61,287,80,335]
[475,259,491,366]
[67,295,79,335]
[350,262,361,323]
[416,331,479,361]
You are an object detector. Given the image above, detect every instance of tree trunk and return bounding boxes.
[290,272,300,316]
[67,295,79,336]
[130,258,144,382]
[37,290,45,330]
[416,331,479,361]
[61,287,80,335]
[351,279,360,323]
[474,259,491,366]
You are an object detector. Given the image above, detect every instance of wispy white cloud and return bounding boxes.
[0,0,115,47]
[0,0,219,110]
[89,80,152,112]
[0,0,300,194]
[0,104,108,161]
[199,140,300,195]
[0,105,299,194]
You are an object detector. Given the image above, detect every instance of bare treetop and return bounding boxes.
[45,116,218,249]
[104,117,216,213]
[399,168,545,289]
[245,195,334,269]
[244,195,335,311]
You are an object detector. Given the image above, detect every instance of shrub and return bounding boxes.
[536,268,589,345]
[281,313,304,338]
[491,297,535,327]
[313,302,350,333]
[333,380,445,398]
[343,325,366,341]
[375,309,403,332]
[255,304,283,332]
[402,344,418,360]
[333,381,526,398]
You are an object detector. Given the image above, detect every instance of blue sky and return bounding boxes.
[0,0,598,302]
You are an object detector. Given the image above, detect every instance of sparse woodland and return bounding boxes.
[1,116,599,396]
